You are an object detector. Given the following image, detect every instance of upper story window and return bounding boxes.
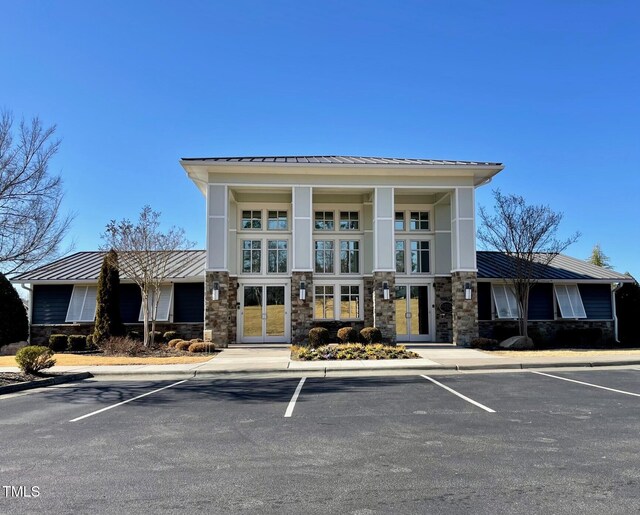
[267,211,288,230]
[241,240,262,273]
[314,240,335,274]
[340,240,360,274]
[409,211,430,231]
[554,284,587,319]
[339,211,359,231]
[267,240,288,273]
[395,240,406,273]
[314,211,334,231]
[394,211,405,231]
[410,240,430,273]
[241,210,262,230]
[492,284,519,319]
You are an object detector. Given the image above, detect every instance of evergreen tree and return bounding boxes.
[587,244,612,269]
[616,276,640,346]
[0,272,28,348]
[93,250,124,344]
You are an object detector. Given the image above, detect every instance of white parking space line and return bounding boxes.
[69,380,188,422]
[420,375,495,413]
[531,371,640,397]
[284,377,306,418]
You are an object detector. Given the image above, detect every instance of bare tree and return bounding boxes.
[587,243,612,269]
[0,111,73,275]
[101,206,194,346]
[478,190,580,339]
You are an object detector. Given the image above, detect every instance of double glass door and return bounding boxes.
[240,285,288,343]
[395,285,431,342]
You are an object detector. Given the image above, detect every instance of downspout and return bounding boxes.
[611,282,623,343]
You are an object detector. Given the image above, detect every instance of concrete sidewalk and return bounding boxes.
[2,344,640,379]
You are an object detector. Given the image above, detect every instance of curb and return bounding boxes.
[0,372,92,395]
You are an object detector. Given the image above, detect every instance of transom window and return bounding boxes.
[267,211,288,230]
[395,240,406,273]
[409,211,430,231]
[410,240,430,273]
[314,211,334,231]
[340,240,360,273]
[394,211,405,231]
[314,285,334,319]
[267,240,288,273]
[242,240,262,273]
[492,284,519,319]
[241,210,262,230]
[555,284,587,319]
[314,240,334,274]
[339,211,359,231]
[340,285,360,319]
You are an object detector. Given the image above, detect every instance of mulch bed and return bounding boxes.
[0,372,58,387]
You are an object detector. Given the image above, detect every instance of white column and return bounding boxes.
[373,187,394,271]
[292,186,313,271]
[451,187,476,271]
[207,185,228,271]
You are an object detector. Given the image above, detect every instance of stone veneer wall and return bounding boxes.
[479,320,615,346]
[291,272,314,344]
[204,271,231,347]
[451,271,478,347]
[373,271,396,344]
[433,277,453,343]
[29,323,204,346]
[363,277,374,329]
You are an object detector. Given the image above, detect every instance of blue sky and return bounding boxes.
[2,1,639,278]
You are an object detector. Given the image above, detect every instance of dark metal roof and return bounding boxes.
[477,252,631,282]
[12,251,206,282]
[181,155,502,167]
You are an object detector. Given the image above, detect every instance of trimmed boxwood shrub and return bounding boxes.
[67,334,87,352]
[175,340,192,351]
[167,338,182,348]
[15,346,56,374]
[337,327,359,343]
[188,342,216,353]
[48,334,68,352]
[163,331,178,342]
[360,327,382,345]
[308,327,330,348]
[470,337,499,350]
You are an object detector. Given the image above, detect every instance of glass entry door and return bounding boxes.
[395,285,431,342]
[240,285,288,342]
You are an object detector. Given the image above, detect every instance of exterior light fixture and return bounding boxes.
[212,282,220,301]
[464,281,472,300]
[299,281,306,300]
[383,281,390,300]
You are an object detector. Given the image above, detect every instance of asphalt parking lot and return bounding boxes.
[1,368,640,514]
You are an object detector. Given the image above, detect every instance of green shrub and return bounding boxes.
[167,338,182,348]
[15,346,56,374]
[126,330,142,341]
[150,330,164,343]
[163,331,178,341]
[67,334,87,352]
[470,337,499,350]
[337,327,359,343]
[188,342,216,353]
[100,337,145,356]
[360,327,382,345]
[48,334,68,352]
[308,327,330,348]
[175,340,192,351]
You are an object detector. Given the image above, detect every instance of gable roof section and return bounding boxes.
[12,251,206,283]
[180,155,502,167]
[477,251,631,282]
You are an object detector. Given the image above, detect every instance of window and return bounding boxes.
[409,211,430,231]
[314,240,334,274]
[267,240,287,273]
[340,285,360,319]
[242,240,261,273]
[314,211,334,231]
[395,240,406,273]
[241,210,262,230]
[340,240,360,273]
[267,210,288,230]
[66,285,98,322]
[555,284,587,318]
[410,240,430,273]
[139,285,172,322]
[339,211,359,231]
[394,211,405,231]
[314,285,334,319]
[492,284,519,319]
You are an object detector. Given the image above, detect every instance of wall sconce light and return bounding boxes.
[212,282,220,301]
[299,281,306,301]
[464,281,472,300]
[383,281,390,300]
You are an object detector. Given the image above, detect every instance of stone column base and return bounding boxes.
[205,271,232,348]
[291,272,313,344]
[373,271,395,344]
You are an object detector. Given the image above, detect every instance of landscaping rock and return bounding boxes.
[499,335,534,350]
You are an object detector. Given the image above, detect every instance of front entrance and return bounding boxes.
[239,284,290,343]
[395,285,432,342]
